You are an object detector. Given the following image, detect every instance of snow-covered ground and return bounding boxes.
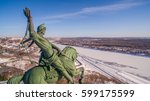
[57,44,150,84]
[0,58,10,64]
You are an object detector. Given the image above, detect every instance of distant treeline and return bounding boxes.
[54,37,150,57]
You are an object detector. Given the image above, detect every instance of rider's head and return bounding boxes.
[37,24,46,36]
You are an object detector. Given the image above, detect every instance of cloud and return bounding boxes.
[43,2,145,20]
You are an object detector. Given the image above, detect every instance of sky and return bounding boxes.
[0,0,150,37]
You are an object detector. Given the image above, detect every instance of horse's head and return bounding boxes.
[61,46,78,62]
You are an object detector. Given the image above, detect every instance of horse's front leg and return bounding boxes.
[73,67,84,84]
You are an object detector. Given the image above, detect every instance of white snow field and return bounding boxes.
[57,44,150,84]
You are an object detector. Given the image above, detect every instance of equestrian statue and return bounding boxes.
[7,8,84,84]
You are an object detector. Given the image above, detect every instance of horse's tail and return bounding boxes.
[7,75,23,84]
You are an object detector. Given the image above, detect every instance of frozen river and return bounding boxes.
[57,44,150,83]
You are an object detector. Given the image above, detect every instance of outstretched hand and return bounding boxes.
[24,8,32,19]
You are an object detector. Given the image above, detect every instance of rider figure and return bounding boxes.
[23,8,74,83]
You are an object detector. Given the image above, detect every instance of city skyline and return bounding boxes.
[0,0,150,37]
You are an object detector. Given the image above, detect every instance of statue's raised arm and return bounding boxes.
[23,8,53,56]
[24,8,35,34]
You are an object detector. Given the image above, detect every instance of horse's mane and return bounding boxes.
[61,46,77,61]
